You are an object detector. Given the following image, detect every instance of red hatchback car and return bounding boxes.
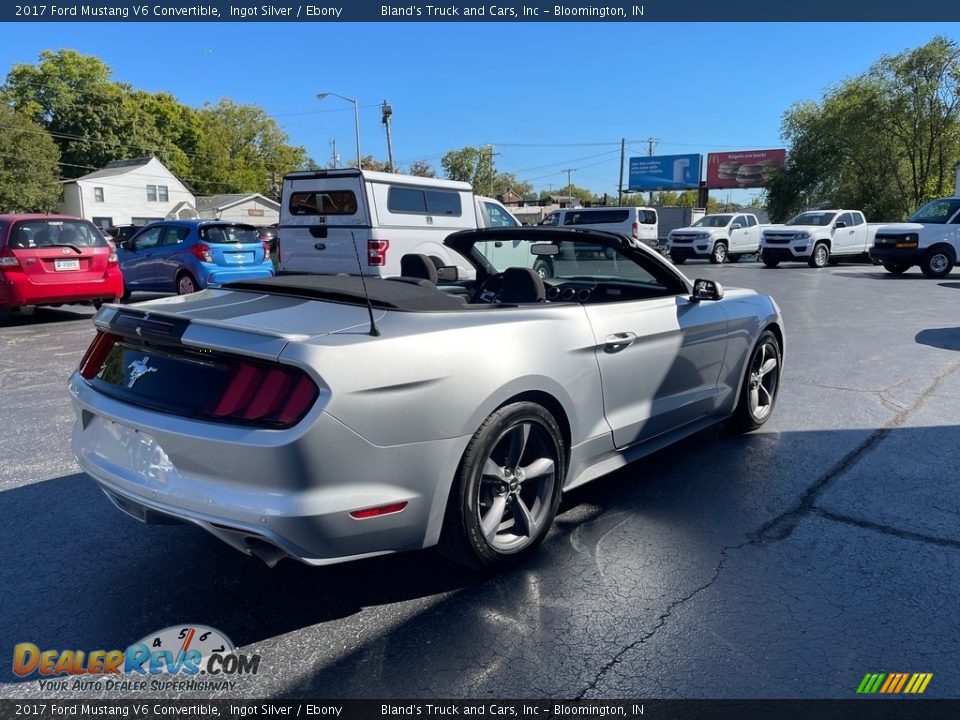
[0,214,124,316]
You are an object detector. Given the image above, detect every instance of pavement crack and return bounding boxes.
[814,508,960,550]
[809,379,910,412]
[754,360,960,544]
[571,540,747,701]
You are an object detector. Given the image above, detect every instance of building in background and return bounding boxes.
[60,156,197,231]
[195,194,280,224]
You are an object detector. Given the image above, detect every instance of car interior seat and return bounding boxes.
[398,253,439,284]
[499,267,546,303]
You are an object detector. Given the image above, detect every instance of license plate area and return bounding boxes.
[224,252,254,265]
[55,258,81,271]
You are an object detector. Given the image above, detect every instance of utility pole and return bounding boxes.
[381,100,395,173]
[485,145,498,196]
[618,138,625,204]
[646,137,659,205]
[330,139,340,169]
[563,168,575,201]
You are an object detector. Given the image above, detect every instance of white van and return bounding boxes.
[277,169,517,277]
[537,206,659,247]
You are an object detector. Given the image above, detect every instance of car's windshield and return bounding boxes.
[9,220,107,249]
[693,215,732,228]
[199,225,260,244]
[787,211,837,226]
[908,198,960,224]
[471,238,666,287]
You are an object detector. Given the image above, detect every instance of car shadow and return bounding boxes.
[916,327,960,352]
[937,282,960,290]
[0,306,96,327]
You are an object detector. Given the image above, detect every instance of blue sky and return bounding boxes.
[1,22,958,203]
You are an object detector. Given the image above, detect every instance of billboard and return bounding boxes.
[628,154,701,191]
[706,149,786,189]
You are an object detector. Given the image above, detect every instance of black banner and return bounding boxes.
[1,0,959,22]
[1,700,960,720]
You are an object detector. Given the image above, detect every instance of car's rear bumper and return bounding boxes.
[0,274,123,308]
[197,264,274,288]
[69,372,470,566]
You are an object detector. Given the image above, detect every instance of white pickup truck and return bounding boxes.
[869,196,960,278]
[666,212,767,264]
[759,209,881,268]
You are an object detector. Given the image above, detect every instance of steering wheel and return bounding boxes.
[474,273,505,303]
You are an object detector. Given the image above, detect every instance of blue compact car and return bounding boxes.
[117,221,274,297]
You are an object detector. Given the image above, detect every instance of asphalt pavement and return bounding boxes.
[1,264,958,700]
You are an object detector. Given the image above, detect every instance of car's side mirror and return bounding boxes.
[436,265,459,282]
[731,223,743,230]
[834,221,846,229]
[691,278,724,302]
[120,240,133,251]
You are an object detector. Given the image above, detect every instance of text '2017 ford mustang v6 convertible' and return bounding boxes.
[70,227,783,570]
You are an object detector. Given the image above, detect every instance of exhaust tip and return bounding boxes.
[243,536,289,568]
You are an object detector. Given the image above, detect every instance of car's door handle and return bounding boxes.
[604,332,637,353]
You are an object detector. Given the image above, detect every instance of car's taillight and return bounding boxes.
[632,222,639,240]
[367,239,389,266]
[209,361,319,427]
[261,241,271,262]
[107,252,118,266]
[191,243,213,263]
[79,332,119,379]
[0,246,21,271]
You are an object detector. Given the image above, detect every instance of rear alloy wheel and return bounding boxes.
[883,263,910,275]
[440,402,564,570]
[808,243,829,268]
[732,330,782,432]
[177,272,199,295]
[710,242,728,264]
[920,247,955,279]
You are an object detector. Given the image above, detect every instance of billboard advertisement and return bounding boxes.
[628,154,702,191]
[706,149,786,189]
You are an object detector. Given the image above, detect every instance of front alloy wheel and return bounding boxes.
[440,402,564,570]
[732,330,781,432]
[808,243,829,268]
[711,242,728,264]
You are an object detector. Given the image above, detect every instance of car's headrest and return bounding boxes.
[400,253,439,284]
[500,267,545,304]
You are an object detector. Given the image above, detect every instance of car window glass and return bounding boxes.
[161,227,190,245]
[11,220,108,248]
[289,190,358,216]
[134,226,163,249]
[484,203,517,228]
[538,213,560,227]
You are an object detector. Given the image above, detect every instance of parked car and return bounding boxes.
[72,226,783,571]
[0,214,124,319]
[116,220,273,298]
[105,225,140,246]
[870,196,960,278]
[537,206,659,248]
[667,212,771,264]
[760,210,882,268]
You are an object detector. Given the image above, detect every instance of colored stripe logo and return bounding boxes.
[857,672,933,694]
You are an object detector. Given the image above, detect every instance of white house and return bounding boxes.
[60,156,197,230]
[195,194,280,225]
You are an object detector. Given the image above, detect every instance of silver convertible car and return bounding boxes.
[70,227,783,570]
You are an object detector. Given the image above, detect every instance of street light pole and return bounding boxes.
[317,92,361,170]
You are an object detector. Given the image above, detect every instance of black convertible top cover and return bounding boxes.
[224,275,469,312]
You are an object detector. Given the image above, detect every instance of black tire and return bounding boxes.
[670,253,686,265]
[532,259,552,279]
[808,243,829,268]
[919,247,955,279]
[731,329,782,433]
[762,257,780,268]
[710,242,728,264]
[176,272,199,295]
[883,263,910,275]
[439,402,565,571]
[727,254,742,263]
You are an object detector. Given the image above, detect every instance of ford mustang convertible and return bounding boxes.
[70,227,783,570]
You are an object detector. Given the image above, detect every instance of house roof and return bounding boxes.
[195,193,281,213]
[66,156,157,183]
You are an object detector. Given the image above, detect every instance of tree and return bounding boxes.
[767,37,960,222]
[490,172,533,199]
[191,99,307,195]
[408,159,436,177]
[441,146,494,194]
[0,103,61,212]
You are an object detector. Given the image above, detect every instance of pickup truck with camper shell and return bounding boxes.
[277,169,518,279]
[759,209,881,268]
[870,196,960,278]
[667,212,768,264]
